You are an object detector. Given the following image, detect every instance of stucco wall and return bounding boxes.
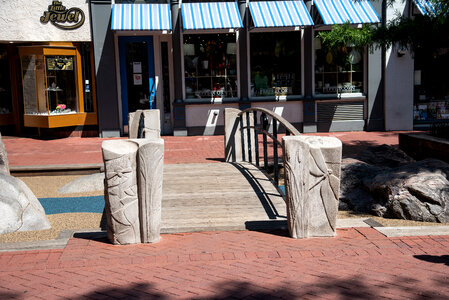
[384,1,414,131]
[0,0,91,42]
[250,101,303,124]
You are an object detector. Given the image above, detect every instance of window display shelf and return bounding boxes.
[23,113,97,128]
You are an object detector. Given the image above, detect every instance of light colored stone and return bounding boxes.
[0,133,9,175]
[0,173,51,234]
[224,108,242,162]
[102,140,141,245]
[128,109,160,139]
[57,173,105,194]
[102,138,164,245]
[283,136,342,238]
[136,139,164,243]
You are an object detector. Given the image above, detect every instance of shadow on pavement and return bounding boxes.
[415,255,449,266]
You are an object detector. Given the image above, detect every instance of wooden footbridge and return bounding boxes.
[161,162,287,233]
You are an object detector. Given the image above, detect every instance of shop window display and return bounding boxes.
[21,54,78,115]
[250,32,301,97]
[414,47,449,121]
[0,46,12,115]
[314,35,364,95]
[184,34,237,100]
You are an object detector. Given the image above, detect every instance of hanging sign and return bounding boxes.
[40,1,85,30]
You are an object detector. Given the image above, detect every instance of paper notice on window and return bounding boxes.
[133,73,142,85]
[133,62,142,73]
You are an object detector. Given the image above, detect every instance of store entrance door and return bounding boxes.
[118,36,156,129]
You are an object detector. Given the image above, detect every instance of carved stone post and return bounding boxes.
[102,138,164,245]
[129,109,161,139]
[283,136,342,238]
[135,139,164,243]
[224,108,242,162]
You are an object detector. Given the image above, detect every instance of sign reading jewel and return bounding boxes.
[40,1,85,30]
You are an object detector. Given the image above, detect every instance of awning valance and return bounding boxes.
[111,4,172,31]
[181,2,243,30]
[314,0,380,25]
[413,0,437,16]
[249,1,313,27]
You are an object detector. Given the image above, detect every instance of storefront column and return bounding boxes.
[90,0,120,137]
[171,0,187,136]
[238,0,249,104]
[366,0,385,131]
[302,0,316,133]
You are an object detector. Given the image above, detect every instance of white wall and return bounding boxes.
[0,0,91,42]
[185,103,240,135]
[384,1,414,131]
[250,101,303,124]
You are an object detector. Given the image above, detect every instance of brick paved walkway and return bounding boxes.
[3,131,411,167]
[1,228,449,299]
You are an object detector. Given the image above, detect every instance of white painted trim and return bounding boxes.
[236,30,241,99]
[301,29,305,96]
[113,30,172,36]
[249,26,304,33]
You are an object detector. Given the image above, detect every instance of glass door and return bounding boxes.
[118,36,156,126]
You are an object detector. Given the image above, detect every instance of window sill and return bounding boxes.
[24,112,98,128]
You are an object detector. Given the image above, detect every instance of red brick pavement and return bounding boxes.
[2,131,412,167]
[1,228,449,299]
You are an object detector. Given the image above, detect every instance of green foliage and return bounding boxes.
[317,22,376,52]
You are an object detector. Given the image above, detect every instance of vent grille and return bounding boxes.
[317,102,365,122]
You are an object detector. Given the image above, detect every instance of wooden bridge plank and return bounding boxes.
[161,162,286,233]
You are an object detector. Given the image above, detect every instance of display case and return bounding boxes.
[184,34,238,100]
[19,45,97,128]
[314,37,364,96]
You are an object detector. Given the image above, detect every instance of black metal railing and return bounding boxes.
[237,108,300,186]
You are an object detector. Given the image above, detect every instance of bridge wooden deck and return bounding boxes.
[161,162,287,233]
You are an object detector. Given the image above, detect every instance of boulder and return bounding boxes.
[0,132,10,175]
[357,144,414,168]
[367,159,449,222]
[339,158,386,212]
[0,173,51,234]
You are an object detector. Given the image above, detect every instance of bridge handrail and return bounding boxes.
[225,107,300,187]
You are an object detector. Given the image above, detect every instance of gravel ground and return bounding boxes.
[0,174,447,244]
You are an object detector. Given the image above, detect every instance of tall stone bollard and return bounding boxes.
[283,136,342,238]
[102,138,164,245]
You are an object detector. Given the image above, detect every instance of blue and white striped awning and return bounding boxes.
[314,0,380,25]
[249,1,313,27]
[413,0,437,16]
[111,4,172,30]
[181,2,243,30]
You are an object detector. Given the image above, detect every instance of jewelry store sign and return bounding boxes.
[40,1,85,30]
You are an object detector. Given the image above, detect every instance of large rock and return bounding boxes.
[367,159,449,222]
[0,173,51,234]
[0,132,10,175]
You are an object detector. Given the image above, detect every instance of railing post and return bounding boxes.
[246,111,252,163]
[253,111,259,167]
[224,108,243,162]
[273,118,278,186]
[261,113,268,172]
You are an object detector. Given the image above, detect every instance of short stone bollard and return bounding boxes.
[283,136,342,239]
[102,138,164,245]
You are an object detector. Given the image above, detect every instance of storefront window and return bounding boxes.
[46,56,78,114]
[184,33,237,100]
[314,34,364,95]
[250,31,301,97]
[21,54,46,115]
[0,45,12,114]
[414,48,449,121]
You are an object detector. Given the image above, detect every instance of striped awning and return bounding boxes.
[249,1,313,27]
[314,0,380,25]
[413,0,437,16]
[111,4,172,30]
[181,2,243,30]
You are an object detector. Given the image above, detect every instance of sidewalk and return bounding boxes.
[2,131,407,167]
[1,228,449,299]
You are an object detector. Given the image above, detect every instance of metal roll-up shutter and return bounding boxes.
[317,102,365,122]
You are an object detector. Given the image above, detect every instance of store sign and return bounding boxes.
[40,1,85,30]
